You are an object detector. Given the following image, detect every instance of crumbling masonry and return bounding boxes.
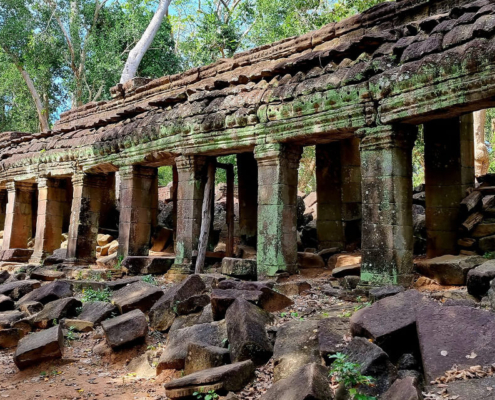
[1,0,494,285]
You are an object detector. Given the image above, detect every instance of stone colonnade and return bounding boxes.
[0,115,476,286]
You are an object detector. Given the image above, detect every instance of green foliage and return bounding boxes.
[329,353,376,400]
[484,252,495,259]
[81,287,112,303]
[412,127,425,188]
[158,166,174,186]
[65,326,77,344]
[142,274,157,285]
[192,389,219,400]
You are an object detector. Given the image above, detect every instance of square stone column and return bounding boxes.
[118,166,158,257]
[255,143,302,278]
[66,173,109,264]
[2,181,37,251]
[424,115,475,257]
[30,178,67,264]
[171,155,208,276]
[359,124,417,286]
[237,152,258,246]
[0,189,7,232]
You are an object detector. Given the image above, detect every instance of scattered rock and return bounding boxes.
[33,297,82,328]
[415,255,485,285]
[76,301,118,325]
[0,328,24,348]
[17,301,43,316]
[123,256,174,275]
[0,294,14,311]
[164,361,255,399]
[64,319,94,332]
[381,376,422,400]
[258,287,294,313]
[261,363,332,400]
[226,298,273,366]
[0,310,26,328]
[369,286,405,302]
[211,289,263,321]
[221,258,257,280]
[0,270,9,284]
[426,376,495,400]
[467,260,495,297]
[111,281,164,313]
[169,313,202,334]
[17,280,73,305]
[96,252,117,268]
[274,281,311,296]
[332,264,361,278]
[318,317,350,359]
[104,276,142,290]
[184,343,230,375]
[97,234,113,246]
[342,275,360,290]
[176,294,210,316]
[30,268,65,281]
[101,309,148,348]
[297,252,325,269]
[14,325,63,369]
[43,249,67,266]
[0,280,41,300]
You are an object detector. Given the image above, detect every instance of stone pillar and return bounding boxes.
[66,174,108,264]
[237,152,258,246]
[0,189,7,231]
[171,155,208,276]
[424,115,475,257]
[360,125,416,286]
[118,166,158,258]
[30,178,67,264]
[316,143,344,250]
[255,143,302,278]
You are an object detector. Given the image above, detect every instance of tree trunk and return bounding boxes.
[119,0,172,84]
[195,160,216,274]
[474,110,489,177]
[16,64,50,132]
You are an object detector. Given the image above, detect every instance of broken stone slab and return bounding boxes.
[0,280,40,300]
[0,310,26,328]
[150,274,206,331]
[417,303,495,382]
[14,325,63,369]
[260,363,332,400]
[169,313,202,334]
[220,258,257,280]
[332,264,361,278]
[297,252,325,269]
[76,301,118,325]
[369,286,405,302]
[471,222,495,238]
[0,270,10,284]
[273,320,321,382]
[198,273,228,289]
[97,234,113,246]
[105,276,142,290]
[164,361,255,399]
[33,297,82,329]
[17,280,73,305]
[1,248,33,262]
[478,234,495,253]
[96,252,117,268]
[382,376,422,400]
[467,260,495,298]
[43,248,67,266]
[111,281,164,314]
[0,328,24,348]
[0,294,14,311]
[184,342,230,375]
[176,294,210,315]
[123,256,175,275]
[63,319,94,332]
[351,290,432,362]
[415,255,485,285]
[226,298,273,366]
[101,309,148,348]
[426,376,495,400]
[157,321,228,372]
[17,301,43,316]
[30,268,65,281]
[273,281,311,296]
[318,317,350,359]
[258,287,294,313]
[343,337,397,397]
[211,289,263,321]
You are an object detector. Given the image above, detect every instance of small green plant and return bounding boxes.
[52,319,58,326]
[40,371,47,377]
[115,255,124,270]
[65,326,77,346]
[76,270,84,280]
[89,271,103,281]
[329,353,376,400]
[484,252,495,260]
[192,389,219,400]
[81,287,112,303]
[75,306,83,315]
[142,275,157,285]
[280,312,287,317]
[172,300,180,314]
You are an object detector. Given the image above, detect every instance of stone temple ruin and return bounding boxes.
[4,0,495,399]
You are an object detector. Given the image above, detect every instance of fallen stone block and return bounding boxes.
[261,363,332,400]
[150,274,206,331]
[0,310,26,328]
[0,280,40,300]
[332,264,361,278]
[273,320,321,382]
[176,294,210,315]
[17,301,43,316]
[97,234,113,246]
[382,376,422,400]
[14,325,63,369]
[157,321,227,372]
[274,281,311,296]
[417,303,495,382]
[164,361,255,399]
[64,319,94,332]
[0,294,14,311]
[351,290,432,361]
[43,249,67,266]
[12,318,33,335]
[415,255,485,285]
[0,328,24,348]
[17,280,73,305]
[123,256,174,275]
[169,313,202,334]
[101,309,148,348]
[426,376,495,400]
[344,337,397,396]
[1,249,33,262]
[220,258,257,280]
[258,287,293,313]
[96,252,117,268]
[104,276,142,290]
[211,289,263,321]
[226,298,273,366]
[318,317,350,359]
[0,270,10,284]
[30,268,65,281]
[467,260,495,297]
[112,281,164,314]
[33,297,82,328]
[297,252,325,269]
[369,286,405,302]
[184,343,230,375]
[76,301,118,325]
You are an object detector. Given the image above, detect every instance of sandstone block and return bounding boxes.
[220,258,257,280]
[0,294,14,311]
[382,376,422,400]
[184,343,230,375]
[297,252,325,269]
[112,281,164,313]
[0,280,40,300]
[467,260,495,297]
[17,280,73,305]
[101,309,148,348]
[0,328,24,348]
[77,301,118,325]
[415,255,485,285]
[14,325,63,369]
[33,297,82,328]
